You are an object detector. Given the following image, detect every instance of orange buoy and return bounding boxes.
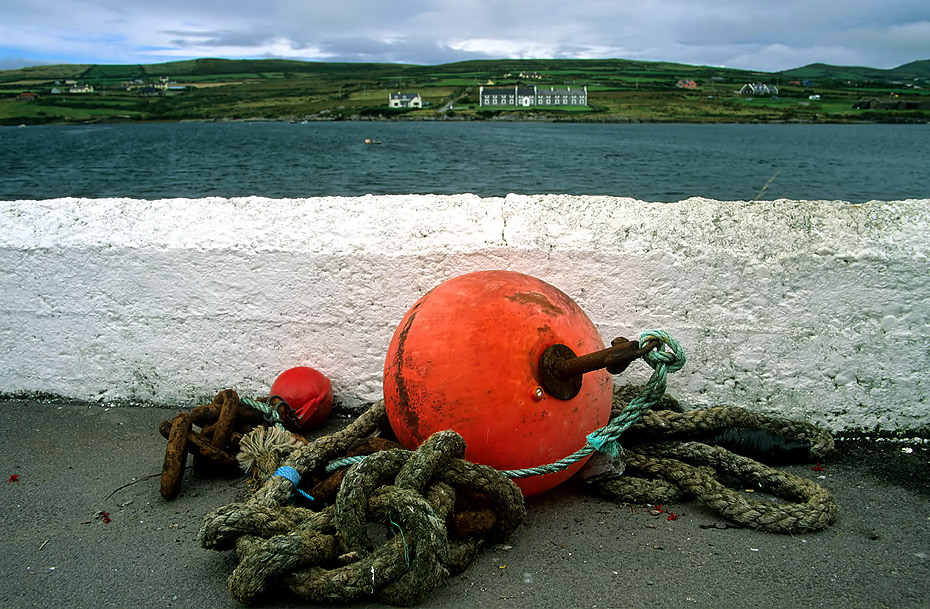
[269,366,333,431]
[383,270,613,495]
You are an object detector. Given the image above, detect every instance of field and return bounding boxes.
[1,57,928,125]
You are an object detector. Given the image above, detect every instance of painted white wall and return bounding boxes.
[1,195,927,432]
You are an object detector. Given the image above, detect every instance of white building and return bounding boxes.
[479,85,587,107]
[388,92,422,109]
[740,83,778,96]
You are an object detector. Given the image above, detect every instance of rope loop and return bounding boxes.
[577,330,687,460]
[199,409,526,606]
[641,329,686,373]
[585,398,839,534]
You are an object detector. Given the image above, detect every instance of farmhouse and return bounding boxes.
[740,83,778,96]
[388,92,422,109]
[69,83,95,94]
[479,85,588,107]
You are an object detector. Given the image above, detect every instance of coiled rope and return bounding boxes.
[199,402,525,605]
[200,329,838,605]
[586,389,838,533]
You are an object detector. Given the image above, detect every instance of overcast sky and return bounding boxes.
[2,0,928,73]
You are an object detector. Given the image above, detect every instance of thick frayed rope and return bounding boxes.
[199,425,526,605]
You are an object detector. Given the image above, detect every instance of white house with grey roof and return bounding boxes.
[479,85,587,107]
[740,83,779,96]
[388,92,422,108]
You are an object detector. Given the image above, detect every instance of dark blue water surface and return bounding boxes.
[1,121,927,202]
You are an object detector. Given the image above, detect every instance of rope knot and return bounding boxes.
[503,329,687,479]
[641,330,687,373]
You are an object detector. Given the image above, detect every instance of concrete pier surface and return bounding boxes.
[1,399,928,609]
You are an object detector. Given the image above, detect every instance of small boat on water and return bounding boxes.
[364,138,382,145]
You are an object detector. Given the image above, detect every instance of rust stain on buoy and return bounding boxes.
[504,291,566,317]
[390,305,424,442]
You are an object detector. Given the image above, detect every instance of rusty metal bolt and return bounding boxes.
[160,412,192,500]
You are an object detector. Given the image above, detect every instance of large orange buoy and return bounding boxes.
[383,270,613,496]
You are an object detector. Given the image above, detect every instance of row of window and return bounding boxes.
[482,95,585,105]
[539,96,584,104]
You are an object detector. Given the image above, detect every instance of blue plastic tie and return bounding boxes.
[273,466,315,502]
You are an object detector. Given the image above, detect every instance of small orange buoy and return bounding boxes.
[383,271,613,495]
[270,366,333,431]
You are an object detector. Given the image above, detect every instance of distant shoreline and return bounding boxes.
[7,114,926,127]
[4,57,928,127]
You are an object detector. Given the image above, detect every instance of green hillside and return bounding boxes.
[0,63,91,83]
[892,59,930,78]
[782,60,930,82]
[2,57,927,125]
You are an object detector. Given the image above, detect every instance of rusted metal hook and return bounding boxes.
[539,337,660,400]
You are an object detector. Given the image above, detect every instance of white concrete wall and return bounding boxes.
[1,195,928,432]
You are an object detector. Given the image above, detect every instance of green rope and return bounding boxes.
[503,330,685,478]
[326,330,686,479]
[239,396,287,430]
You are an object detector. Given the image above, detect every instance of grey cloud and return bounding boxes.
[0,0,927,71]
[0,56,51,70]
[164,28,280,48]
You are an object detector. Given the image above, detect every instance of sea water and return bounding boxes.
[1,121,927,202]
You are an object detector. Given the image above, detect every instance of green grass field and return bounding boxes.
[2,57,928,125]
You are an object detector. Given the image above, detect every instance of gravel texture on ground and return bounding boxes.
[2,400,928,609]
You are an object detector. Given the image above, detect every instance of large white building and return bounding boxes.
[479,85,588,107]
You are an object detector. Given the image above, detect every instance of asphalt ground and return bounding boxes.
[1,399,928,609]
